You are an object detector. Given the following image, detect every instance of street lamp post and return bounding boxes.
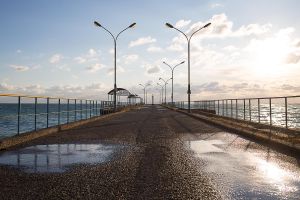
[139,83,150,104]
[159,77,172,104]
[163,61,185,106]
[165,22,211,113]
[94,21,136,112]
[157,83,164,104]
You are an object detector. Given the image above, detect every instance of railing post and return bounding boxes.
[231,99,233,118]
[217,100,219,115]
[249,99,251,122]
[226,100,228,116]
[222,100,224,116]
[236,99,238,119]
[34,97,37,131]
[85,100,88,119]
[96,100,98,116]
[46,97,49,128]
[93,100,95,116]
[214,100,216,114]
[80,100,83,120]
[58,98,61,125]
[90,100,92,118]
[243,99,246,120]
[17,96,21,135]
[269,98,272,126]
[285,97,288,129]
[67,99,69,124]
[258,98,260,123]
[75,99,77,121]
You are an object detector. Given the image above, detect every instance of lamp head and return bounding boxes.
[180,61,185,64]
[204,22,211,28]
[165,23,174,28]
[94,21,102,27]
[129,22,137,28]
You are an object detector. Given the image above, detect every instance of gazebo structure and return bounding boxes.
[107,88,142,106]
[127,94,142,105]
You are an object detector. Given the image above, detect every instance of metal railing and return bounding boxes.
[0,94,137,139]
[171,95,300,130]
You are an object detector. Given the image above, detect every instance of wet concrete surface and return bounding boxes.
[0,105,299,199]
[186,132,300,199]
[0,144,123,173]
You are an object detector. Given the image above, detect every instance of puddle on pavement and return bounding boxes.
[0,144,124,173]
[187,138,300,199]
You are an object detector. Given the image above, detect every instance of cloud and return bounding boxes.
[233,23,272,37]
[10,65,30,72]
[280,84,300,92]
[146,66,160,74]
[175,20,191,28]
[107,66,125,75]
[223,45,238,51]
[49,54,63,64]
[167,43,184,52]
[16,49,22,53]
[0,82,111,99]
[147,46,163,53]
[172,13,272,42]
[285,53,300,64]
[123,54,139,64]
[74,57,86,64]
[210,3,223,8]
[56,64,71,72]
[74,49,100,64]
[86,63,105,73]
[129,36,156,47]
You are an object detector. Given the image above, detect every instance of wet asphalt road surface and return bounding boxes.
[0,105,299,199]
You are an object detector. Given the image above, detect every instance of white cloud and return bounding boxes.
[49,54,63,64]
[167,43,184,52]
[286,53,300,64]
[143,64,161,75]
[147,46,163,53]
[56,65,71,72]
[74,48,100,64]
[107,66,125,75]
[16,49,22,53]
[10,65,30,72]
[74,57,86,64]
[234,23,272,37]
[175,20,191,28]
[223,45,238,51]
[123,54,139,64]
[86,63,105,73]
[210,3,223,8]
[129,36,156,47]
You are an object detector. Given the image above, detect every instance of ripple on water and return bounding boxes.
[0,144,124,173]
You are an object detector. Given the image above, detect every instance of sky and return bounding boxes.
[1,0,300,102]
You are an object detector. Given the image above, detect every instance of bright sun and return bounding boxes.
[247,34,291,77]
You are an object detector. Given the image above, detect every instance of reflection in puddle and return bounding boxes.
[188,139,300,199]
[0,144,123,173]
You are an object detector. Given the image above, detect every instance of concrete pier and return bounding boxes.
[0,105,299,199]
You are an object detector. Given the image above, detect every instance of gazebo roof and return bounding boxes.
[107,88,131,96]
[128,94,140,98]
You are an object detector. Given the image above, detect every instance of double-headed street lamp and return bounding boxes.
[156,83,164,104]
[94,21,136,112]
[163,61,185,106]
[139,83,150,104]
[165,22,211,112]
[159,77,172,104]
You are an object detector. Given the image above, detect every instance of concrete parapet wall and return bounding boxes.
[165,106,300,155]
